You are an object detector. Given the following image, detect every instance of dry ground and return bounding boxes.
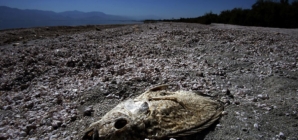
[0,22,298,140]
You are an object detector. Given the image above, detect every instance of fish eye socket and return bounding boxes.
[114,118,128,129]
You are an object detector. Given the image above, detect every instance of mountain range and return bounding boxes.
[0,6,159,30]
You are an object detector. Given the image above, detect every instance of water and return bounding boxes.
[0,20,142,30]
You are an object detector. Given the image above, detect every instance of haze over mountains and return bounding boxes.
[0,6,159,30]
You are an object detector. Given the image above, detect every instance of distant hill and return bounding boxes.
[59,10,130,20]
[0,6,139,30]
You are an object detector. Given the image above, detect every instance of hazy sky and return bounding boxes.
[0,0,257,18]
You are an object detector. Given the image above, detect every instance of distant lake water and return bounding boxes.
[0,20,142,30]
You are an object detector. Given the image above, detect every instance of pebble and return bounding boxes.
[221,111,228,115]
[19,131,27,137]
[251,97,258,102]
[13,43,20,46]
[106,93,120,99]
[64,136,72,140]
[83,106,94,116]
[224,89,231,95]
[242,128,248,132]
[12,95,23,101]
[61,123,67,127]
[50,134,58,140]
[72,131,78,135]
[257,94,269,100]
[221,89,227,93]
[3,105,12,110]
[70,114,77,121]
[51,120,62,129]
[220,98,230,105]
[0,133,8,139]
[216,124,222,128]
[278,132,286,139]
[234,100,240,105]
[47,126,53,131]
[253,123,259,130]
[26,124,37,132]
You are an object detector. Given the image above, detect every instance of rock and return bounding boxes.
[3,105,12,110]
[52,120,62,129]
[26,124,37,133]
[252,97,258,102]
[61,123,67,127]
[0,133,9,140]
[12,95,23,101]
[29,118,36,123]
[257,94,269,100]
[83,106,94,116]
[64,136,72,140]
[242,128,248,132]
[28,137,37,140]
[24,101,34,109]
[13,43,20,46]
[216,124,222,128]
[50,134,58,140]
[254,123,259,130]
[234,100,240,105]
[47,126,54,131]
[70,114,77,122]
[278,132,286,139]
[106,94,119,99]
[222,89,233,98]
[191,84,199,90]
[95,28,101,31]
[221,111,228,115]
[72,131,78,135]
[220,98,230,105]
[20,131,27,137]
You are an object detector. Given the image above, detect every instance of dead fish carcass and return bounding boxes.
[82,85,224,140]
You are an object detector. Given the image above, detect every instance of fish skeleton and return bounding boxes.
[82,85,224,140]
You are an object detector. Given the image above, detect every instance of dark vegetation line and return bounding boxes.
[144,0,298,28]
